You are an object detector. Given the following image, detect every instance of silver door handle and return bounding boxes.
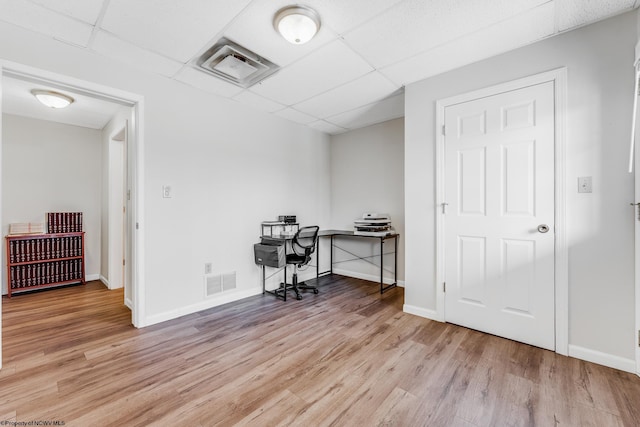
[538,224,549,233]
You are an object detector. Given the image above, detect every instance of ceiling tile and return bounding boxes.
[314,0,406,34]
[556,0,636,31]
[326,93,404,130]
[308,120,348,135]
[232,90,285,113]
[101,0,252,62]
[380,2,556,87]
[294,72,400,118]
[29,0,105,24]
[223,0,338,67]
[174,67,244,98]
[343,0,550,68]
[0,0,93,47]
[249,40,374,106]
[275,108,317,125]
[92,31,184,78]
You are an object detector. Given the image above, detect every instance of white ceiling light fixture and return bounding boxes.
[274,5,321,45]
[31,89,74,109]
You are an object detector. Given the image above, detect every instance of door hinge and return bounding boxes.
[123,259,126,266]
[136,222,139,230]
[443,282,446,293]
[127,190,131,201]
[442,125,446,136]
[638,330,640,347]
[442,202,449,214]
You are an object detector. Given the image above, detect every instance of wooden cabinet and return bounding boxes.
[5,232,85,297]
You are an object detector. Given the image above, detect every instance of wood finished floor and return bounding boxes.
[1,277,639,427]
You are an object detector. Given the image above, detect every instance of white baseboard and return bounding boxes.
[403,304,442,321]
[568,344,636,373]
[143,286,263,327]
[124,297,133,310]
[99,275,109,287]
[86,273,100,282]
[332,268,405,287]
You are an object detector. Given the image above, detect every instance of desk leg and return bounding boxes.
[380,238,384,294]
[262,265,265,294]
[330,235,334,275]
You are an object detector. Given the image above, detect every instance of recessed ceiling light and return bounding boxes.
[274,5,321,45]
[31,89,74,109]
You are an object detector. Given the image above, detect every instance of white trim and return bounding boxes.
[145,287,264,327]
[85,274,100,282]
[568,345,636,374]
[403,304,440,321]
[0,60,146,332]
[99,275,110,287]
[434,68,569,356]
[332,268,405,287]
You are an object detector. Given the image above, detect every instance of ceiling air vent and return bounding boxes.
[195,38,279,88]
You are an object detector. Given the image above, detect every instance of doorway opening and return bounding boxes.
[0,61,146,369]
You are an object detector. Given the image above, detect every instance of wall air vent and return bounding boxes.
[195,38,279,88]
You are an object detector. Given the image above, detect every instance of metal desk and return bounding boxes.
[316,230,399,294]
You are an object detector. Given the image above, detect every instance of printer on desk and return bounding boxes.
[354,213,393,236]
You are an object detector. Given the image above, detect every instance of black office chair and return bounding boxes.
[285,225,320,300]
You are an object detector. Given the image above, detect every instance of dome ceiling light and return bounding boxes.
[274,5,321,45]
[31,89,74,109]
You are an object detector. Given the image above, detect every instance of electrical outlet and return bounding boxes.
[204,263,212,275]
[578,176,592,193]
[162,185,172,198]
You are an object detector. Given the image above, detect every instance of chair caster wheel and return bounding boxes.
[296,295,303,300]
[313,289,319,294]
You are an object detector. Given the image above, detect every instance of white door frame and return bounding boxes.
[108,127,126,292]
[0,60,147,370]
[435,68,568,355]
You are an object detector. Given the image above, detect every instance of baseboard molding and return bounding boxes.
[86,273,100,282]
[99,275,109,287]
[124,297,133,310]
[143,286,263,327]
[332,268,405,287]
[568,344,636,373]
[403,304,442,321]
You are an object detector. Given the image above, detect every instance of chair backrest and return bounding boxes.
[291,226,320,263]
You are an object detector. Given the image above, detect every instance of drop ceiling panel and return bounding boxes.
[0,0,93,47]
[381,2,556,87]
[250,40,374,106]
[174,67,244,98]
[294,72,400,119]
[92,31,184,78]
[326,93,404,130]
[28,0,106,24]
[317,0,406,34]
[308,120,347,134]
[232,91,285,113]
[343,0,550,69]
[556,0,636,31]
[275,108,316,125]
[101,0,252,62]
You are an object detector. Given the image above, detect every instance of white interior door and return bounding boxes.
[443,81,556,350]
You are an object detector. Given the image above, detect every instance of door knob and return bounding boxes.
[537,224,549,233]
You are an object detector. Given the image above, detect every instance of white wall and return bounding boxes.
[1,114,102,293]
[405,11,636,362]
[0,21,331,322]
[330,118,404,283]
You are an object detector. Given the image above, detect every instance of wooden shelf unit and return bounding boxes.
[5,232,85,297]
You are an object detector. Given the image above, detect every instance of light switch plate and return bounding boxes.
[162,185,172,198]
[578,176,592,193]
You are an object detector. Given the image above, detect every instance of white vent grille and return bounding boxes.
[222,272,236,291]
[205,271,237,298]
[205,274,222,297]
[195,38,279,88]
